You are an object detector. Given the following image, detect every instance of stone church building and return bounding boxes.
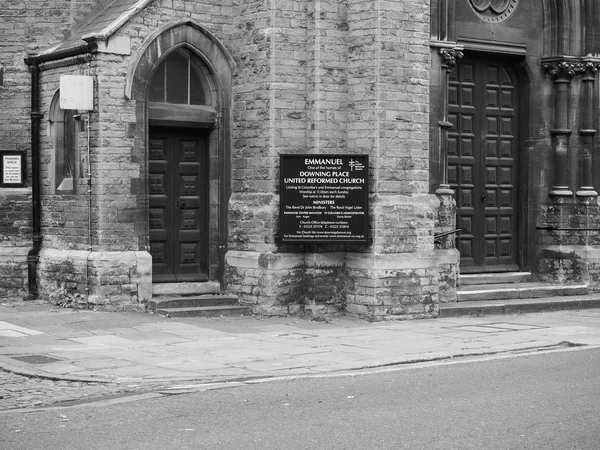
[1,0,600,319]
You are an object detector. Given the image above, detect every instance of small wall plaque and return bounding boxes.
[1,151,26,187]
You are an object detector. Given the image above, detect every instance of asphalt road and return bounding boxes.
[2,346,600,450]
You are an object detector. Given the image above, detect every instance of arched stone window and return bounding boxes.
[146,46,219,127]
[49,91,80,193]
[148,48,213,105]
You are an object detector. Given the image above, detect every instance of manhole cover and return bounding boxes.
[11,355,62,365]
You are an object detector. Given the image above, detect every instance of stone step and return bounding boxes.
[457,282,588,302]
[148,291,252,318]
[148,294,239,310]
[459,272,533,286]
[152,281,220,297]
[439,294,600,318]
[152,305,253,318]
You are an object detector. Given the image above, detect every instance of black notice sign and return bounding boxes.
[280,154,369,243]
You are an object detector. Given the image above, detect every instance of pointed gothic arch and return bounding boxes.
[126,21,236,285]
[126,20,235,101]
[48,90,80,194]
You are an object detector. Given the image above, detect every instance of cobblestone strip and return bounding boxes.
[0,370,162,411]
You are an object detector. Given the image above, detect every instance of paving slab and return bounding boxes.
[1,300,600,386]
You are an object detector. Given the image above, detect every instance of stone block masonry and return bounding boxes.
[2,0,457,319]
[0,1,106,300]
[0,191,32,298]
[225,0,444,319]
[537,202,600,290]
[38,249,152,310]
[434,188,458,303]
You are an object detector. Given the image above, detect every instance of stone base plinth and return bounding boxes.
[537,245,600,291]
[226,192,458,319]
[38,249,152,310]
[344,252,440,321]
[226,249,449,320]
[435,248,460,303]
[0,246,29,299]
[225,250,305,315]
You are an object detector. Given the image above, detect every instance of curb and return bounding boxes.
[0,356,114,384]
[1,341,588,385]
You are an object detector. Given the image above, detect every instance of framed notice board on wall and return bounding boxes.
[280,154,369,244]
[0,151,26,188]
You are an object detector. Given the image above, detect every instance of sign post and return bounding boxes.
[280,154,369,244]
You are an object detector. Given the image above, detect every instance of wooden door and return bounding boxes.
[448,57,520,272]
[149,127,209,282]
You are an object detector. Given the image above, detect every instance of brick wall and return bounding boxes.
[3,0,451,317]
[0,0,103,299]
[225,0,442,319]
[0,192,31,297]
[31,1,238,305]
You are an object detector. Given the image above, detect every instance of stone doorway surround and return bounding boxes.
[449,55,523,273]
[127,20,236,292]
[430,0,600,292]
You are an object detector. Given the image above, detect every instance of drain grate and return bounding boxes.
[11,355,62,365]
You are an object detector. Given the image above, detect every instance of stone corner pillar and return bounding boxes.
[434,185,459,303]
[344,194,442,321]
[225,193,307,315]
[225,249,306,316]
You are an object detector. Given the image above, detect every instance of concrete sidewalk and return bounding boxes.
[1,300,600,386]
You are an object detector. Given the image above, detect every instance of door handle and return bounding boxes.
[480,193,487,201]
[175,199,186,209]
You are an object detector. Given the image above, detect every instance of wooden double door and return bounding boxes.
[149,127,209,282]
[448,57,521,272]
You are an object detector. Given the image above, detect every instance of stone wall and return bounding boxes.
[538,201,600,289]
[0,1,103,299]
[30,0,239,306]
[5,0,457,317]
[434,189,458,303]
[37,249,151,310]
[0,191,31,297]
[38,65,92,251]
[225,0,442,320]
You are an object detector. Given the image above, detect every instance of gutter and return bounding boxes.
[24,42,96,299]
[24,43,96,67]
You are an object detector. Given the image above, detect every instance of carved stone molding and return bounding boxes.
[438,48,464,69]
[573,60,600,78]
[468,0,519,24]
[542,58,600,80]
[542,60,579,80]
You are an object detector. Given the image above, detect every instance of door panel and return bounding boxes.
[149,127,209,282]
[448,58,519,272]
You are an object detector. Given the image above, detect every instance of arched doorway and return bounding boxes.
[430,0,542,276]
[127,21,235,286]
